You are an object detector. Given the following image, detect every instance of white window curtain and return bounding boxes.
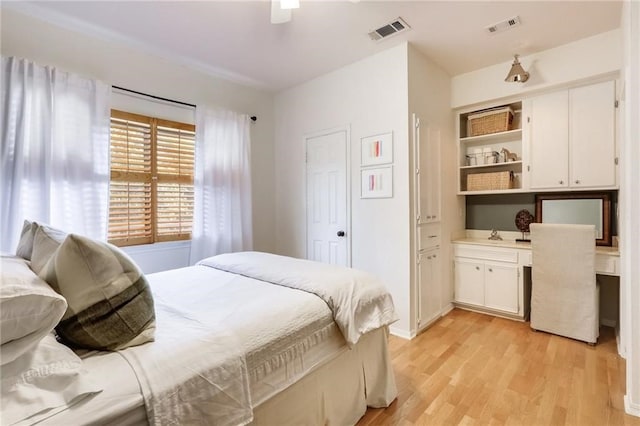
[1,56,111,252]
[189,107,253,264]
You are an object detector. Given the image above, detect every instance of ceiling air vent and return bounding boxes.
[485,16,521,34]
[368,17,410,41]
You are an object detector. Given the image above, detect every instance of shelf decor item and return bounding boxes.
[361,132,392,166]
[467,106,514,137]
[515,209,534,242]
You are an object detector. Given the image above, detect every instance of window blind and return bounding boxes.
[108,110,195,246]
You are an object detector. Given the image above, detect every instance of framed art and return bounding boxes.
[361,132,393,166]
[361,166,393,199]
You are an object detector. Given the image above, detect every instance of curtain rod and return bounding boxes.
[111,85,257,122]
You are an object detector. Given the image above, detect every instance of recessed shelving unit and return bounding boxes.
[458,101,524,194]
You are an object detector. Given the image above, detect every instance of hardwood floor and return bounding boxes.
[358,309,640,426]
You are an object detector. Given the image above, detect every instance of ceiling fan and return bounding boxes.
[270,0,300,24]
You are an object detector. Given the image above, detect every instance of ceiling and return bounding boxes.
[5,1,622,92]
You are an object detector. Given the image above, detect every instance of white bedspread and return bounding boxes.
[116,252,397,426]
[198,251,398,347]
[119,269,253,426]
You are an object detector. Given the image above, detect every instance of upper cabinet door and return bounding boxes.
[529,90,569,189]
[569,80,616,188]
[422,126,441,222]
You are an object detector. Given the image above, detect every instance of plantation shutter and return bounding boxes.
[108,110,195,247]
[155,120,195,242]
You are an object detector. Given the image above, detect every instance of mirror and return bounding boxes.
[535,192,612,246]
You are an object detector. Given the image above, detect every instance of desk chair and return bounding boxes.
[530,223,599,344]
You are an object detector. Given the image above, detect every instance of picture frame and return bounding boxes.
[361,166,393,199]
[361,132,393,166]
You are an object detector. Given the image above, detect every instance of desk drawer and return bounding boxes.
[454,245,519,263]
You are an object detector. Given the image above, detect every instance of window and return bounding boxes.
[108,110,195,246]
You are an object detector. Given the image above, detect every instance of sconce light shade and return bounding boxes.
[505,54,529,83]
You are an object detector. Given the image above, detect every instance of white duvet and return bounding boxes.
[199,251,399,347]
[121,251,397,426]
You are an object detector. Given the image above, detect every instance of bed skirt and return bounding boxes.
[251,326,396,425]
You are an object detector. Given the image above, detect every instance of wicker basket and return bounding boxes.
[467,107,514,137]
[467,171,514,191]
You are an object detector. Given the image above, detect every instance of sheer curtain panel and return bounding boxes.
[1,57,111,251]
[189,107,253,264]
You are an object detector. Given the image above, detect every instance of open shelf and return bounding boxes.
[460,129,522,146]
[460,160,522,171]
[458,101,524,193]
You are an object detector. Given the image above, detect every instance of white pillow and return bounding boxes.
[40,234,156,351]
[29,224,68,275]
[1,333,102,425]
[15,220,37,260]
[0,255,67,365]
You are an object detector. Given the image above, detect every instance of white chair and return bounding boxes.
[529,223,599,344]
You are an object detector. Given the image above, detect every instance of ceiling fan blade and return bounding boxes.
[271,0,291,24]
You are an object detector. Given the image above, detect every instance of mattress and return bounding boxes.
[28,265,349,425]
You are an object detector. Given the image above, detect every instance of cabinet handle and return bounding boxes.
[433,254,437,258]
[575,180,580,184]
[559,180,564,184]
[475,266,480,271]
[488,268,493,272]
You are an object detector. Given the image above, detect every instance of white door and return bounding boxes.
[529,90,569,189]
[306,128,349,266]
[569,80,616,188]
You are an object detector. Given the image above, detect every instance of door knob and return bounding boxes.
[337,231,345,237]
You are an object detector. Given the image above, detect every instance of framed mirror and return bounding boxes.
[535,192,612,246]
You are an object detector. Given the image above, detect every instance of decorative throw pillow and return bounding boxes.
[1,333,102,425]
[0,254,68,365]
[15,220,37,260]
[39,234,156,351]
[30,224,68,275]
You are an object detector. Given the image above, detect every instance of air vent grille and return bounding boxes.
[485,16,521,34]
[368,17,410,41]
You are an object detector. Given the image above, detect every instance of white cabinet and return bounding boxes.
[454,257,484,306]
[417,248,441,330]
[415,116,441,223]
[569,81,617,188]
[453,244,522,317]
[529,80,617,190]
[528,90,569,188]
[483,262,519,313]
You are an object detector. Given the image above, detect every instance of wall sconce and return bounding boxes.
[504,54,529,83]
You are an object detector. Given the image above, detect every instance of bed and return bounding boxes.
[2,225,398,426]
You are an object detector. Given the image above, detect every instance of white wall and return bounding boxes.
[621,0,640,417]
[1,8,276,272]
[407,45,463,333]
[274,44,413,335]
[451,29,622,109]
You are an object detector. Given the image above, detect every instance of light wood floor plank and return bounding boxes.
[358,309,640,426]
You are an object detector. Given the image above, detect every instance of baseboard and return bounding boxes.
[441,303,454,316]
[624,395,640,417]
[600,318,617,327]
[389,326,414,340]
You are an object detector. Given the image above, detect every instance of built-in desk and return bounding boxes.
[453,238,620,276]
[452,237,620,321]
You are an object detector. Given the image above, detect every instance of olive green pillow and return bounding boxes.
[39,234,156,351]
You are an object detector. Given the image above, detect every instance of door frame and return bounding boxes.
[304,124,352,267]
